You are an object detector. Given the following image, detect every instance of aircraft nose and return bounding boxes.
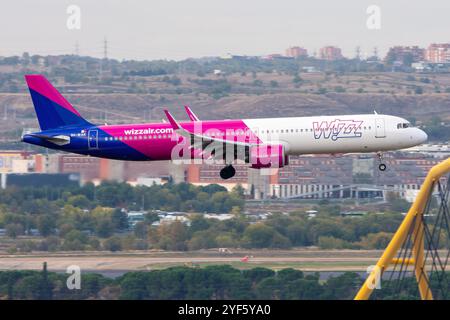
[417,128,428,144]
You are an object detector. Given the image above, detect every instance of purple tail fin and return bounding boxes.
[25,75,91,130]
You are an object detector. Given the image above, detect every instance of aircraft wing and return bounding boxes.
[164,110,256,160]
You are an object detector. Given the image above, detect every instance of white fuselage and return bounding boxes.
[243,114,428,155]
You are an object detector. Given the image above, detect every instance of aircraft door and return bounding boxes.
[375,118,386,138]
[88,129,98,149]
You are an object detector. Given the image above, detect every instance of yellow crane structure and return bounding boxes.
[355,157,450,300]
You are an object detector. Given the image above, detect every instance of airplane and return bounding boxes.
[22,75,428,180]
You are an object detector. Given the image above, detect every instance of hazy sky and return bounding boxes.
[1,0,449,60]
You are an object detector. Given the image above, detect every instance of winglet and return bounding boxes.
[164,110,181,130]
[184,105,200,121]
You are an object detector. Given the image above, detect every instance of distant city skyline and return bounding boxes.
[1,0,450,61]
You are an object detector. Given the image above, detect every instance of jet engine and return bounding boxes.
[247,144,288,169]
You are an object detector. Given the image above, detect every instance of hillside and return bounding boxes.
[1,91,449,124]
[0,70,449,142]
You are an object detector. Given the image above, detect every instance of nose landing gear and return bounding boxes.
[220,165,236,179]
[377,152,387,171]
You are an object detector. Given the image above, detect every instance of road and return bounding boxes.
[0,249,385,272]
[1,249,447,275]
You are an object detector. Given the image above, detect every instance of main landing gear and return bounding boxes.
[377,152,387,171]
[220,165,236,179]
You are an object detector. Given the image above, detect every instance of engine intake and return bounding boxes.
[248,144,287,169]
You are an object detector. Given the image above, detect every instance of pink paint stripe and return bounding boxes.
[25,75,81,116]
[99,120,262,160]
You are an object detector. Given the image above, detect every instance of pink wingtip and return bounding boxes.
[164,110,180,130]
[184,105,199,121]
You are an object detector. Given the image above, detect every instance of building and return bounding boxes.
[0,151,34,173]
[186,162,249,192]
[203,213,234,221]
[159,214,190,226]
[185,153,443,202]
[261,54,294,60]
[403,144,450,158]
[425,43,450,63]
[411,62,432,72]
[319,46,343,60]
[34,153,184,185]
[1,173,80,189]
[285,46,308,58]
[3,149,443,203]
[127,211,146,228]
[384,46,425,65]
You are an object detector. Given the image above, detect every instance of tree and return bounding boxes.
[255,277,281,299]
[63,230,88,251]
[402,53,414,67]
[96,219,114,238]
[187,231,217,250]
[118,272,150,299]
[37,215,56,237]
[414,86,423,94]
[271,232,291,248]
[243,267,275,284]
[157,221,189,251]
[103,236,122,252]
[111,208,128,231]
[283,278,324,299]
[277,268,304,282]
[133,221,148,239]
[242,223,275,248]
[292,74,302,84]
[39,262,53,300]
[215,234,238,248]
[386,193,410,212]
[67,195,90,208]
[189,215,212,233]
[359,232,393,249]
[231,184,245,198]
[286,222,308,246]
[5,223,24,239]
[322,272,361,299]
[318,236,347,249]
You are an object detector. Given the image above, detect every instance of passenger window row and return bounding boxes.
[103,134,172,141]
[260,126,371,134]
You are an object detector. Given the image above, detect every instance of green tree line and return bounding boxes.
[2,266,447,300]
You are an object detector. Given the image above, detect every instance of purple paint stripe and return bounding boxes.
[25,75,81,116]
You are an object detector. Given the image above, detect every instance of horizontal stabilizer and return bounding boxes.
[28,133,71,146]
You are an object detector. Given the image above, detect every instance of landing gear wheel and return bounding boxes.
[220,165,236,179]
[376,152,386,172]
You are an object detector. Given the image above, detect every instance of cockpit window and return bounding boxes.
[397,123,410,129]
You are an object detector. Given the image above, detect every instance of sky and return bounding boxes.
[1,0,450,60]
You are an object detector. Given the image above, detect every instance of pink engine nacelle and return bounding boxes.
[249,144,288,169]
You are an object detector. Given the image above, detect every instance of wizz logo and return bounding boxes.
[313,119,363,141]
